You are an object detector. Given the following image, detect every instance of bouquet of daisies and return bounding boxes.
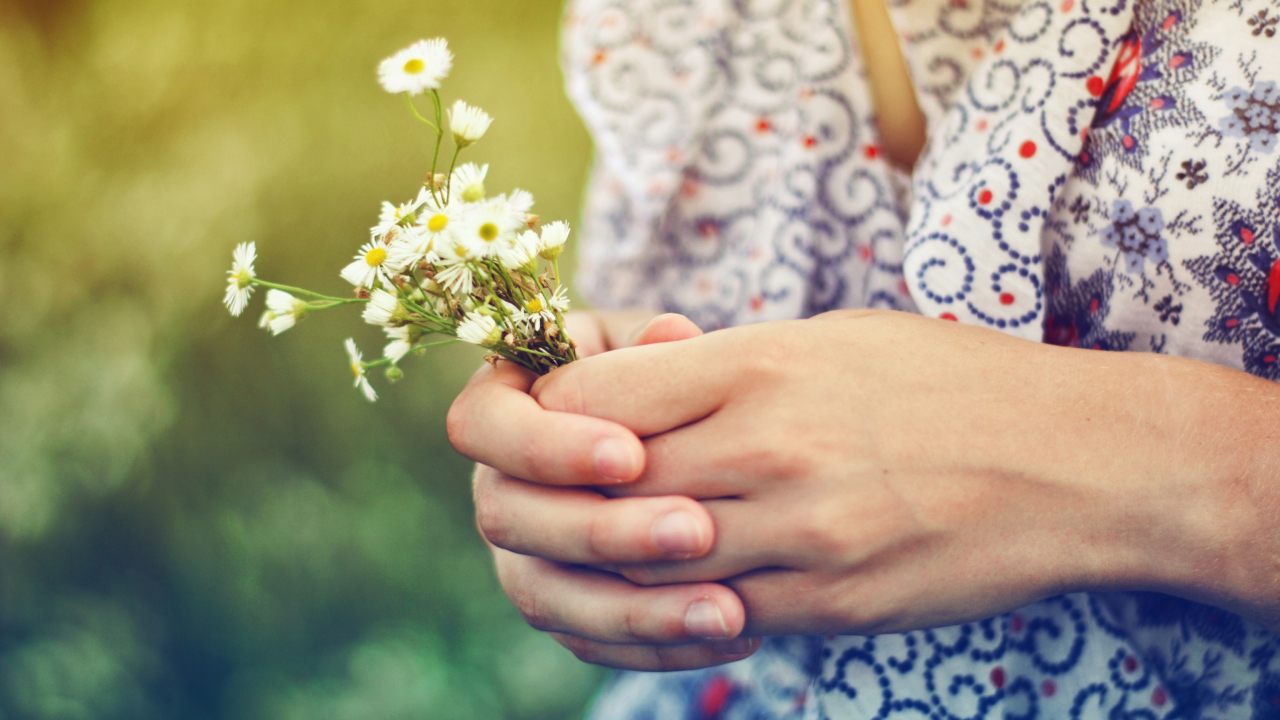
[223,39,576,402]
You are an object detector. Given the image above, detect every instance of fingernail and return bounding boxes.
[593,438,636,482]
[652,511,704,558]
[684,599,730,639]
[711,638,756,655]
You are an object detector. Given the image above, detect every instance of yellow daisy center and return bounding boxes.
[404,59,425,74]
[351,362,362,378]
[525,297,544,314]
[365,247,387,266]
[479,223,499,242]
[428,214,449,232]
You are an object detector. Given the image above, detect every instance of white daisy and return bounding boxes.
[435,258,476,295]
[344,338,378,402]
[412,195,467,256]
[362,289,408,327]
[372,187,432,240]
[547,285,570,313]
[500,188,535,217]
[456,311,502,347]
[340,240,412,288]
[538,221,570,260]
[451,163,488,203]
[523,286,570,329]
[223,242,257,316]
[458,198,523,260]
[383,325,425,362]
[259,289,308,335]
[502,230,542,272]
[449,100,493,147]
[377,39,452,96]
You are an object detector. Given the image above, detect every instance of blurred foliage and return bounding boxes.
[0,0,602,716]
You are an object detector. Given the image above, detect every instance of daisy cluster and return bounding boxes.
[222,39,577,402]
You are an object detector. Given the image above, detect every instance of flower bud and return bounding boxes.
[460,182,485,203]
[355,287,372,300]
[525,214,540,230]
[385,365,404,383]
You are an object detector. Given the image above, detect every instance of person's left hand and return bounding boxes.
[496,309,1248,663]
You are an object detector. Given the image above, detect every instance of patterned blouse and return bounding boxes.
[561,0,1280,716]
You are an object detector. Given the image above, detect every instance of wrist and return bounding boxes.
[1076,352,1280,627]
[1158,356,1280,628]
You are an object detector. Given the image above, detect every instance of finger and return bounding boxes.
[630,313,704,347]
[474,469,716,563]
[563,312,608,358]
[550,632,760,671]
[448,360,645,485]
[599,411,755,500]
[530,331,737,437]
[494,548,747,645]
[728,568,826,637]
[616,498,791,585]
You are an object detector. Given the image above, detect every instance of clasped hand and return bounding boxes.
[448,309,1245,671]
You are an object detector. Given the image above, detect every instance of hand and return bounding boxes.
[528,310,1273,639]
[449,310,762,671]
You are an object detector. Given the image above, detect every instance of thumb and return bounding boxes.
[632,313,704,347]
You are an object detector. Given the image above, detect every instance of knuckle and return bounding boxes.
[584,510,618,562]
[617,564,664,587]
[517,437,556,485]
[445,397,470,453]
[560,635,602,666]
[510,585,554,632]
[796,503,852,559]
[739,338,790,387]
[653,644,692,672]
[473,491,511,549]
[733,439,810,481]
[834,584,897,634]
[620,602,647,644]
[813,308,884,322]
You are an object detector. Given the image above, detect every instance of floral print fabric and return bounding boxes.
[562,0,1280,716]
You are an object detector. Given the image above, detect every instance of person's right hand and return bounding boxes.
[448,310,761,671]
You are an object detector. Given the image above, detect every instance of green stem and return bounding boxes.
[308,299,366,310]
[513,345,568,363]
[252,279,361,304]
[362,338,462,370]
[444,145,462,204]
[494,263,523,304]
[473,267,516,327]
[404,93,439,132]
[428,90,445,207]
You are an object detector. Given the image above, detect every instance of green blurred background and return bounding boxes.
[0,0,603,716]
